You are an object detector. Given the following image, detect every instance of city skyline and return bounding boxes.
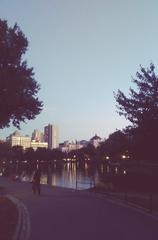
[1,1,158,141]
[6,126,101,152]
[5,126,102,143]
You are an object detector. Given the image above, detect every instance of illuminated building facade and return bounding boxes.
[7,131,31,149]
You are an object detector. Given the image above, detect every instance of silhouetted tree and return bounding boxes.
[35,148,47,162]
[98,130,129,161]
[24,147,35,163]
[0,142,11,161]
[67,149,84,162]
[84,143,96,161]
[51,149,64,162]
[115,63,158,161]
[0,19,43,129]
[11,146,24,162]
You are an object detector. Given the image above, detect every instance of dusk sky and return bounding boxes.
[1,0,158,142]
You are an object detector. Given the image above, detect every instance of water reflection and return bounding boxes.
[0,162,98,189]
[0,161,139,190]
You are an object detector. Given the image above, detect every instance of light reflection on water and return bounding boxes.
[0,162,131,190]
[1,163,97,190]
[46,163,96,189]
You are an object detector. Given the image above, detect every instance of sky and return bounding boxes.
[1,0,158,142]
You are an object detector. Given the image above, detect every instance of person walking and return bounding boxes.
[32,167,41,195]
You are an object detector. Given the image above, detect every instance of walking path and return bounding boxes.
[1,177,158,240]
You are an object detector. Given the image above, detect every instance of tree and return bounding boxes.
[98,130,129,161]
[115,63,158,129]
[115,63,158,161]
[24,147,35,163]
[84,143,96,161]
[0,19,43,129]
[0,141,11,161]
[11,146,24,162]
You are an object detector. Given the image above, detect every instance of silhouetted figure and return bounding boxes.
[32,168,41,195]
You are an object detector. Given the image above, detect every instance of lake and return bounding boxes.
[1,161,157,192]
[0,162,105,190]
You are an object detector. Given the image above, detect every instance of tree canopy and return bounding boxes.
[115,63,158,161]
[115,63,158,132]
[0,19,43,129]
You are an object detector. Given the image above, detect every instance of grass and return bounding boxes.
[0,196,18,240]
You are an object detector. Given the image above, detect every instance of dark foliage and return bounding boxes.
[115,63,158,161]
[0,141,11,161]
[98,130,129,160]
[0,19,43,129]
[115,63,158,130]
[11,145,24,162]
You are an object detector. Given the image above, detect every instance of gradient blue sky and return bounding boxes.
[1,0,158,142]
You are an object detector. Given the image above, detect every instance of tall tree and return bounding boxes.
[115,63,158,130]
[0,19,43,129]
[115,63,158,161]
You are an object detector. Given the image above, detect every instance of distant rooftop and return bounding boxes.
[90,134,101,141]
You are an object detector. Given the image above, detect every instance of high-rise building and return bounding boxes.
[32,129,44,142]
[44,124,59,149]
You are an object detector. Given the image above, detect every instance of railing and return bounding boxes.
[90,189,158,214]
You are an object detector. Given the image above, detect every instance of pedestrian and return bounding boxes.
[32,167,41,195]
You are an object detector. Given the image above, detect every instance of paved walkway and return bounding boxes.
[1,177,158,240]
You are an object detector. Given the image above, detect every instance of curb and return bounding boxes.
[6,195,31,240]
